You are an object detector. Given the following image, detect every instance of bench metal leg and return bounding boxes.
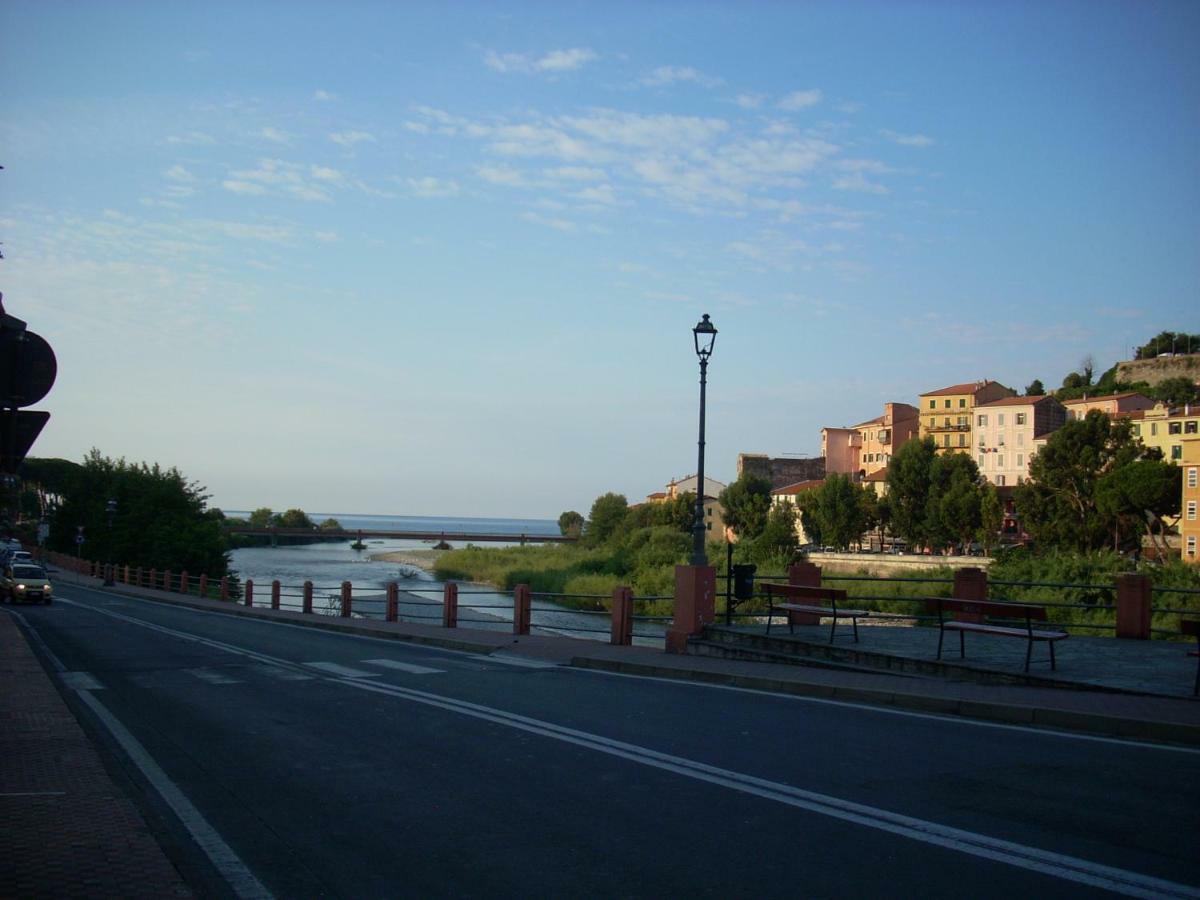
[766,610,772,636]
[1025,638,1033,673]
[828,616,836,644]
[959,629,965,659]
[936,626,945,661]
[851,616,859,643]
[1048,640,1056,672]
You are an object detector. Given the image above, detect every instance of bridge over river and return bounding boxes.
[224,526,576,545]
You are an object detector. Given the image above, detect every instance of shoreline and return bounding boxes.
[369,548,447,572]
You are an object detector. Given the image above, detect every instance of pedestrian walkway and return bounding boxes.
[0,611,192,898]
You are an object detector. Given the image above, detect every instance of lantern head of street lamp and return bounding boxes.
[105,498,117,518]
[693,313,717,360]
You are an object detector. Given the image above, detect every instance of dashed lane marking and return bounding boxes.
[303,662,379,679]
[360,658,445,675]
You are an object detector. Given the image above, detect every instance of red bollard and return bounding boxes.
[164,570,172,592]
[443,583,458,628]
[180,571,189,595]
[303,581,313,614]
[245,579,254,607]
[386,583,398,622]
[123,565,130,584]
[271,580,281,610]
[150,568,158,590]
[219,577,229,602]
[199,574,208,599]
[340,581,352,617]
[513,584,531,635]
[610,586,633,646]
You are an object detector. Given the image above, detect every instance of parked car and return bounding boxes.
[2,564,53,604]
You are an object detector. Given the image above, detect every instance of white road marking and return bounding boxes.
[185,668,242,685]
[60,671,103,690]
[257,665,314,682]
[361,658,444,675]
[304,662,379,679]
[72,688,273,900]
[486,653,560,669]
[47,597,1200,898]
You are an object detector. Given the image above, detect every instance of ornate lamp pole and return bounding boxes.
[691,314,717,566]
[103,498,117,586]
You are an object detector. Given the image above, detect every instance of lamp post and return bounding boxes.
[691,314,717,566]
[103,498,116,586]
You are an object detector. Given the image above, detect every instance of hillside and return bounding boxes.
[1114,354,1200,390]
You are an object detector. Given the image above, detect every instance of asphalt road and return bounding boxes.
[12,583,1200,899]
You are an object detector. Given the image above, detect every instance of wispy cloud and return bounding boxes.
[521,211,577,231]
[476,164,531,187]
[330,130,376,148]
[735,93,766,109]
[222,159,346,202]
[259,127,292,144]
[640,66,723,88]
[313,89,336,102]
[778,89,823,111]
[406,176,461,198]
[880,128,934,147]
[484,47,598,75]
[166,131,215,146]
[165,164,196,183]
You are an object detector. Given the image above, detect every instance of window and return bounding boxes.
[944,399,951,409]
[1172,445,1183,460]
[1189,536,1197,558]
[1169,422,1182,435]
[929,400,936,409]
[944,417,951,427]
[1189,468,1198,488]
[958,416,968,426]
[998,434,1005,447]
[943,435,950,447]
[1017,454,1024,468]
[997,454,1005,467]
[998,413,1005,426]
[978,455,986,468]
[1015,413,1026,426]
[959,399,966,408]
[1188,501,1197,521]
[1017,432,1024,447]
[996,475,1006,486]
[1186,421,1198,434]
[958,434,966,447]
[978,414,988,427]
[1151,423,1158,436]
[1132,424,1141,436]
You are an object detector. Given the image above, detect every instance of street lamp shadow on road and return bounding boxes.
[668,314,718,655]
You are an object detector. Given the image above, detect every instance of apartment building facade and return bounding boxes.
[1183,438,1200,564]
[974,395,1067,486]
[1128,403,1200,463]
[919,380,1016,454]
[822,402,920,480]
[1062,392,1156,421]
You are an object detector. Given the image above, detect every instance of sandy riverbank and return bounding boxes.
[368,548,447,572]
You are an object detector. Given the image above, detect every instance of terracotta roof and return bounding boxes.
[646,492,667,500]
[771,479,824,496]
[851,414,886,429]
[976,395,1058,409]
[1060,391,1153,406]
[920,380,996,397]
[864,468,889,482]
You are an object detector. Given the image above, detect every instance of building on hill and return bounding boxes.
[1062,392,1156,420]
[648,474,727,537]
[974,395,1067,487]
[1183,438,1199,564]
[919,380,1016,454]
[737,453,825,490]
[823,402,920,482]
[1127,403,1200,463]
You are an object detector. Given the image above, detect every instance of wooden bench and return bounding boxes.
[763,583,870,643]
[926,597,1068,673]
[1182,619,1199,697]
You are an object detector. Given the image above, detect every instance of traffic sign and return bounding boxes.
[0,409,50,472]
[0,330,57,408]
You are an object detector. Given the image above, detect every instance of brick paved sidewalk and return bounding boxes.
[0,611,192,899]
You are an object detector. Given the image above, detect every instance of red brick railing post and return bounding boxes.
[271,580,281,610]
[443,583,458,628]
[1116,573,1151,639]
[666,565,716,654]
[953,567,989,623]
[123,565,130,584]
[199,573,208,599]
[340,581,352,617]
[164,569,172,592]
[787,561,823,627]
[513,584,531,635]
[150,568,157,590]
[386,583,398,622]
[180,571,189,595]
[303,581,313,614]
[610,586,633,646]
[245,579,254,607]
[219,577,229,602]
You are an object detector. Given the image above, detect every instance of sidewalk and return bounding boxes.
[0,611,192,898]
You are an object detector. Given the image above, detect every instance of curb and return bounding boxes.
[569,656,1200,747]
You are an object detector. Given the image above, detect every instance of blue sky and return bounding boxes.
[2,1,1197,518]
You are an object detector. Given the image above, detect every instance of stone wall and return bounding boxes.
[737,453,826,489]
[1114,354,1200,389]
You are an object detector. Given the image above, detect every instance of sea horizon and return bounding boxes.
[223,511,560,535]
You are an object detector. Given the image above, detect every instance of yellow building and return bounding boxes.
[918,380,1016,454]
[1182,438,1200,564]
[1128,403,1200,463]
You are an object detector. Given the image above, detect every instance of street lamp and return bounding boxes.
[691,314,717,566]
[103,498,117,586]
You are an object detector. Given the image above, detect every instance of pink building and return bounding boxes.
[821,427,860,477]
[1061,392,1155,420]
[822,402,920,481]
[975,395,1067,486]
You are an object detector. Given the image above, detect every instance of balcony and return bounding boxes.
[925,423,971,433]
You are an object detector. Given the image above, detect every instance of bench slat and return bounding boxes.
[772,602,870,618]
[943,621,1067,641]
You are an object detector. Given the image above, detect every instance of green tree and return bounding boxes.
[248,507,275,528]
[318,517,343,531]
[1095,459,1181,556]
[718,473,773,542]
[273,508,315,529]
[1154,376,1198,407]
[557,510,585,538]
[927,453,983,552]
[807,474,867,550]
[978,484,1003,555]
[1015,411,1149,552]
[1024,379,1045,396]
[752,500,800,565]
[49,449,230,576]
[1136,331,1200,359]
[886,437,938,550]
[585,492,629,546]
